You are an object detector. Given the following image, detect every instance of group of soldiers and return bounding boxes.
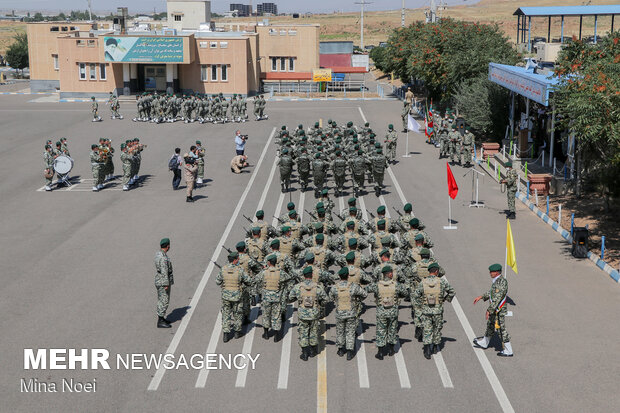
[42,138,71,191]
[276,120,399,198]
[211,195,458,362]
[131,92,268,124]
[89,138,146,192]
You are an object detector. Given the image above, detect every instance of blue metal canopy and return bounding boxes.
[514,5,620,17]
[488,63,559,106]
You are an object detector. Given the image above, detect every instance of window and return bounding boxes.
[271,57,277,71]
[70,26,76,31]
[50,26,59,32]
[52,54,59,70]
[174,14,182,21]
[76,39,85,47]
[199,41,208,49]
[87,39,96,47]
[211,65,217,81]
[210,42,217,49]
[221,65,228,82]
[201,65,208,81]
[99,64,107,80]
[269,28,277,35]
[288,57,295,72]
[280,57,285,71]
[220,41,228,49]
[288,30,297,36]
[61,26,68,31]
[89,64,96,80]
[79,63,86,80]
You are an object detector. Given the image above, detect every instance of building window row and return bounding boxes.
[268,29,297,36]
[270,56,295,72]
[199,41,228,49]
[201,64,229,82]
[78,63,107,81]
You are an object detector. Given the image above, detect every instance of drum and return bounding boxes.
[53,155,74,174]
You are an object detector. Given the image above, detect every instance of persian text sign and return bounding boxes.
[312,68,332,82]
[488,63,551,106]
[103,37,184,63]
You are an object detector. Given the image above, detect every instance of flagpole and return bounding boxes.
[443,195,457,229]
[402,130,411,158]
[504,246,508,277]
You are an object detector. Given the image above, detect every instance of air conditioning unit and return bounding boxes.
[162,28,177,36]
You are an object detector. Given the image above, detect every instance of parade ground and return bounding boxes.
[1,95,618,413]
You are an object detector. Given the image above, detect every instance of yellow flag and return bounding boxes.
[506,219,518,274]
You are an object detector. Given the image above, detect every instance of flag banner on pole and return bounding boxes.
[407,114,421,132]
[506,219,518,274]
[447,162,458,199]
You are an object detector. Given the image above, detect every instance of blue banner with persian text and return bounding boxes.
[103,37,184,63]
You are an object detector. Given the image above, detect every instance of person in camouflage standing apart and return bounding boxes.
[278,148,294,193]
[473,263,514,357]
[43,144,55,191]
[366,265,409,360]
[289,266,328,361]
[91,96,102,122]
[216,251,252,342]
[500,161,518,219]
[461,126,475,167]
[195,140,206,185]
[329,267,368,360]
[384,124,398,163]
[155,238,174,329]
[413,262,455,359]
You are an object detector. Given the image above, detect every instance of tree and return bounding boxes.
[552,32,620,200]
[5,33,29,76]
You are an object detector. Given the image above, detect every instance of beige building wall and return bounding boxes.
[255,25,319,74]
[167,0,212,31]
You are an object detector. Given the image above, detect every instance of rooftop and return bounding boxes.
[514,5,620,17]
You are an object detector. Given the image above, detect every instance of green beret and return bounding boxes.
[305,252,315,262]
[315,153,321,159]
[314,222,323,230]
[251,227,261,234]
[377,219,386,227]
[505,161,512,167]
[303,266,313,276]
[91,144,98,149]
[338,267,349,276]
[375,142,381,148]
[281,125,286,130]
[358,150,363,155]
[336,150,342,156]
[317,208,326,215]
[288,209,297,217]
[228,251,239,260]
[428,262,440,271]
[348,197,357,206]
[298,124,303,128]
[235,241,246,250]
[160,238,170,247]
[414,233,424,241]
[321,188,329,195]
[120,143,126,149]
[266,254,277,263]
[388,124,393,129]
[287,202,295,210]
[346,221,355,228]
[348,238,358,246]
[365,122,369,127]
[315,122,319,127]
[377,148,383,154]
[404,203,412,212]
[196,140,201,144]
[316,202,325,209]
[91,96,95,100]
[55,141,61,146]
[281,225,291,232]
[379,248,390,256]
[328,119,332,123]
[316,233,325,241]
[420,248,430,256]
[345,251,356,261]
[349,206,357,213]
[377,205,386,214]
[256,210,264,218]
[270,239,280,247]
[410,218,420,227]
[381,265,392,274]
[381,236,391,245]
[281,148,289,154]
[451,124,456,130]
[489,263,502,272]
[347,121,353,127]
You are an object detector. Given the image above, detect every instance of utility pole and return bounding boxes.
[87,0,92,21]
[354,1,372,50]
[401,0,405,27]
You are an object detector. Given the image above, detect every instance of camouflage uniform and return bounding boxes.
[413,274,455,346]
[366,273,409,349]
[505,168,518,215]
[296,152,312,190]
[215,262,251,335]
[481,275,511,343]
[384,129,398,162]
[289,278,328,348]
[312,156,329,197]
[256,265,293,332]
[370,151,389,196]
[278,152,294,192]
[154,250,173,317]
[43,148,55,188]
[449,128,462,164]
[461,130,474,165]
[329,280,368,351]
[332,154,348,195]
[349,152,368,196]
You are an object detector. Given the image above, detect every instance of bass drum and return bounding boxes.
[53,155,74,175]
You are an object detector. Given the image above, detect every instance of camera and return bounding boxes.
[241,134,249,140]
[185,157,195,165]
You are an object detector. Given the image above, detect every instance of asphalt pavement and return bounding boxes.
[1,96,618,412]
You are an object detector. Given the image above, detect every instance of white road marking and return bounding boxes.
[433,352,454,388]
[257,152,279,212]
[272,192,285,227]
[148,127,276,391]
[358,107,367,123]
[358,107,513,412]
[235,307,261,388]
[355,196,372,388]
[277,304,294,389]
[195,312,222,388]
[299,191,306,224]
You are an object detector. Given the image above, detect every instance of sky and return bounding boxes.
[0,0,479,15]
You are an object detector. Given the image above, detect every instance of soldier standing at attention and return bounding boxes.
[216,251,251,342]
[448,124,461,165]
[329,267,368,360]
[43,144,55,191]
[256,255,292,340]
[367,265,409,359]
[500,161,518,220]
[278,148,294,193]
[404,86,414,110]
[384,124,398,163]
[473,264,513,357]
[370,148,389,197]
[331,150,347,196]
[195,140,205,185]
[413,262,455,359]
[155,238,173,329]
[461,126,475,167]
[91,96,102,122]
[289,266,328,361]
[120,143,133,191]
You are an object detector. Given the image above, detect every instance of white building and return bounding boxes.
[167,0,212,31]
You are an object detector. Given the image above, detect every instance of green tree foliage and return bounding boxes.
[552,32,620,198]
[369,46,388,72]
[5,33,28,73]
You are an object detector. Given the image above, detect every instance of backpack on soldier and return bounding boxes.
[422,277,441,305]
[168,155,179,171]
[378,280,396,308]
[300,283,317,308]
[337,283,352,311]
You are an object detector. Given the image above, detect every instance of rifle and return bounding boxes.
[392,206,403,217]
[212,261,222,269]
[334,212,344,221]
[367,209,376,219]
[304,209,318,220]
[222,246,233,254]
[273,215,285,224]
[243,214,254,223]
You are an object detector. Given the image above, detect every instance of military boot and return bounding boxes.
[223,332,231,343]
[414,326,423,342]
[309,345,318,358]
[432,343,438,354]
[374,346,384,360]
[337,347,346,357]
[157,316,171,329]
[274,330,282,342]
[234,330,242,339]
[300,347,309,361]
[423,344,432,360]
[262,327,269,339]
[346,350,354,361]
[387,343,395,356]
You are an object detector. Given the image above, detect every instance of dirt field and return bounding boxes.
[0,21,25,55]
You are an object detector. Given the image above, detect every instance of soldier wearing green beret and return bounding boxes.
[338,206,367,235]
[413,262,455,359]
[401,218,433,249]
[252,210,277,242]
[120,143,133,191]
[396,202,426,233]
[367,220,401,251]
[245,228,267,304]
[90,144,105,192]
[279,202,299,224]
[448,123,462,165]
[235,241,263,320]
[384,124,398,163]
[155,238,173,329]
[331,150,348,196]
[367,265,409,359]
[289,266,328,361]
[312,153,329,198]
[215,251,252,342]
[473,264,513,357]
[278,148,294,193]
[256,254,294,341]
[329,266,368,360]
[500,161,518,220]
[91,96,102,122]
[369,147,389,197]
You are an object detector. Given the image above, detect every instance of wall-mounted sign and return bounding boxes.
[103,37,184,63]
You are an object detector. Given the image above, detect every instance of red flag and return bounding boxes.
[447,162,458,199]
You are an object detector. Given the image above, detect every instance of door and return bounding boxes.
[144,65,166,92]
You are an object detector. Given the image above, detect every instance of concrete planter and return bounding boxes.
[528,173,553,196]
[482,142,500,160]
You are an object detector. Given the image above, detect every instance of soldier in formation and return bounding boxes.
[107,92,123,120]
[91,96,102,122]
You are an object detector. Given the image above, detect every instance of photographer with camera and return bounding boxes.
[183,152,198,202]
[230,154,249,174]
[235,130,248,156]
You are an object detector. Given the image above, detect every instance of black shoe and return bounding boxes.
[223,332,231,343]
[300,347,309,361]
[432,344,438,354]
[497,352,514,357]
[309,346,318,358]
[157,316,171,329]
[262,327,269,339]
[415,326,423,342]
[274,330,282,342]
[387,344,395,356]
[423,344,432,359]
[251,296,257,306]
[234,331,242,339]
[346,350,354,361]
[337,347,346,357]
[375,346,384,360]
